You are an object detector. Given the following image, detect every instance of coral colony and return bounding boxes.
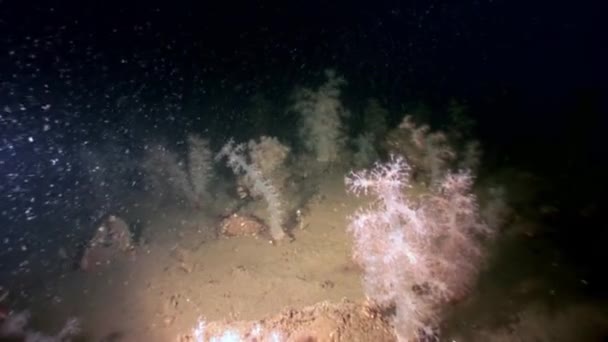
[346,155,493,341]
[216,139,287,241]
[185,153,495,341]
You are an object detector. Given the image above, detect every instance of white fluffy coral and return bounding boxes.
[247,136,290,177]
[141,134,213,206]
[345,155,492,341]
[216,139,286,241]
[387,115,456,185]
[292,69,349,163]
[142,143,198,204]
[191,319,284,342]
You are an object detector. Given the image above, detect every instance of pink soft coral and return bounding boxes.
[346,155,493,341]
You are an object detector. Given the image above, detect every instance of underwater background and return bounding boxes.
[0,1,604,340]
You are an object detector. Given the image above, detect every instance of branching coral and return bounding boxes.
[345,155,494,341]
[141,134,213,206]
[216,139,286,241]
[386,115,456,186]
[142,143,198,204]
[292,69,349,163]
[247,136,290,179]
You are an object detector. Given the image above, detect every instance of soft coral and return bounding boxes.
[345,155,493,341]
